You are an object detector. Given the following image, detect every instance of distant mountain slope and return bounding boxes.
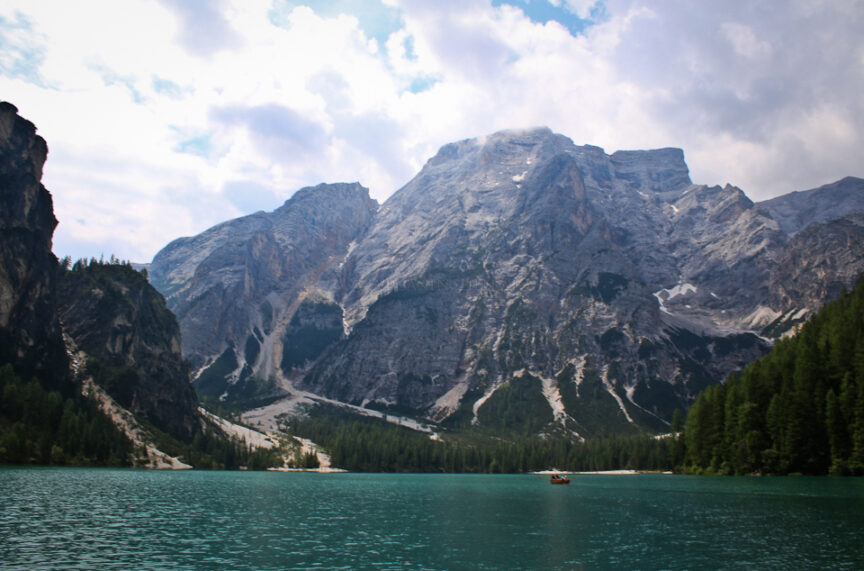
[148,127,864,438]
[148,182,378,404]
[770,212,864,319]
[298,129,770,436]
[758,176,864,236]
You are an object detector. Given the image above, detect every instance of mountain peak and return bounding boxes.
[609,147,691,193]
[282,181,375,208]
[759,176,864,236]
[141,126,864,438]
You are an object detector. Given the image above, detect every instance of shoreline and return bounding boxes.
[533,469,674,475]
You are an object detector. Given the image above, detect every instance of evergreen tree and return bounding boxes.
[681,276,864,475]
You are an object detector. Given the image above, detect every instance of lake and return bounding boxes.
[1,468,863,570]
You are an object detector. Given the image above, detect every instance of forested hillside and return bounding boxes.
[683,278,864,475]
[0,363,133,465]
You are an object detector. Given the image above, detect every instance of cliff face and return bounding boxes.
[299,129,771,435]
[58,261,200,441]
[759,177,864,236]
[0,102,68,387]
[0,102,201,448]
[149,127,864,437]
[769,212,864,318]
[148,182,378,404]
[294,130,864,436]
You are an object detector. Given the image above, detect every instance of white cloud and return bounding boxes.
[1,0,862,262]
[721,21,772,61]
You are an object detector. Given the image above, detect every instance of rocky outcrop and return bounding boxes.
[58,261,200,441]
[149,127,864,438]
[148,182,378,404]
[759,177,864,236]
[0,102,68,387]
[298,129,771,435]
[769,212,864,321]
[0,102,207,465]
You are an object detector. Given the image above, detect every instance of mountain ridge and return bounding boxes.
[146,126,864,438]
[142,125,864,438]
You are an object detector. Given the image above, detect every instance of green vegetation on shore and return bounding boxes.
[5,259,864,475]
[0,363,133,466]
[682,279,864,475]
[286,405,683,473]
[0,359,285,469]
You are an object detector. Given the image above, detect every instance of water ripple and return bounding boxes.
[1,469,863,569]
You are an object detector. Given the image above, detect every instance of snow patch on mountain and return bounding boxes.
[654,282,698,313]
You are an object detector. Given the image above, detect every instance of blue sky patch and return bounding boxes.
[90,65,145,103]
[407,75,438,94]
[222,180,281,214]
[0,12,45,84]
[268,0,404,49]
[492,0,606,37]
[152,76,188,99]
[174,134,212,157]
[401,34,417,60]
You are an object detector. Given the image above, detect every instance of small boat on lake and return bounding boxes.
[549,474,570,485]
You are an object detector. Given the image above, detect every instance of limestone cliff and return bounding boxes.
[149,127,864,438]
[299,128,771,435]
[0,102,68,387]
[149,182,378,404]
[0,102,201,454]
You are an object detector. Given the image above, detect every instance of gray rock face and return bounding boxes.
[148,182,378,403]
[298,129,776,434]
[0,102,68,387]
[150,127,864,437]
[58,262,200,441]
[759,177,864,236]
[769,212,864,323]
[0,102,202,446]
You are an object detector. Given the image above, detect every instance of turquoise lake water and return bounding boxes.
[1,468,863,570]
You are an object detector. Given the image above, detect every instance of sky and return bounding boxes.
[1,0,863,263]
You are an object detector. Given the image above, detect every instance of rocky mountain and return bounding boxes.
[767,211,864,325]
[0,102,207,465]
[297,129,775,435]
[759,177,864,236]
[149,127,864,438]
[58,260,201,441]
[149,182,378,405]
[0,102,68,388]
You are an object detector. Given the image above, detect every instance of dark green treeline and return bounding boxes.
[0,363,133,466]
[683,279,864,475]
[287,410,684,473]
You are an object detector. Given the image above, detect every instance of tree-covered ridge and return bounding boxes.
[684,278,864,475]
